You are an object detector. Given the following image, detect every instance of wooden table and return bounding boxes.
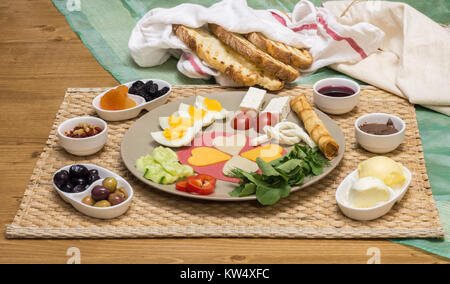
[0,0,447,264]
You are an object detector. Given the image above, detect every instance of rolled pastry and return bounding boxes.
[290,94,339,160]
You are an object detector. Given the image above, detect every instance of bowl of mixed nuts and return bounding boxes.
[57,116,108,156]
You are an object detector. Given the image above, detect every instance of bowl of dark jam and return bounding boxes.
[313,78,360,115]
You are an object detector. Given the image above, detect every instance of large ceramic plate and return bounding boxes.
[121,91,345,201]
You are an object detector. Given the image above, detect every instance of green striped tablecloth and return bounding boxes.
[52,0,450,259]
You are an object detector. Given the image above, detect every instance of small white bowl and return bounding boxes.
[57,116,108,156]
[313,78,360,115]
[335,167,412,221]
[53,164,134,219]
[355,113,406,154]
[93,79,171,121]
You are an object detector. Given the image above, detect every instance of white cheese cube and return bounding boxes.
[239,87,266,113]
[262,96,291,119]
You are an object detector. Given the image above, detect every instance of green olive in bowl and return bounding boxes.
[102,177,117,191]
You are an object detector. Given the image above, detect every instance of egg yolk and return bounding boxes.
[168,115,193,129]
[163,127,186,141]
[188,106,207,120]
[204,98,223,112]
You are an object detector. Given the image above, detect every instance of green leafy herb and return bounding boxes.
[229,183,257,197]
[229,144,329,205]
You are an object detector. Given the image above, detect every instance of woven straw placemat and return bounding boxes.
[6,85,444,239]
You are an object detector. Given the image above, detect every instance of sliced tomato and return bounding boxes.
[231,112,255,130]
[175,180,190,192]
[186,174,216,195]
[255,112,279,133]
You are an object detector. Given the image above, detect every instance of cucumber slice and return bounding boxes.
[136,147,194,184]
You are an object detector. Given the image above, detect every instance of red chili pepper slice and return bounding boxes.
[186,174,216,195]
[175,180,190,192]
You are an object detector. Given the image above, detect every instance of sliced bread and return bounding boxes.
[173,25,284,91]
[246,32,313,70]
[208,24,300,82]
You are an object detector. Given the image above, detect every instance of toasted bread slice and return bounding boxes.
[246,32,313,70]
[209,24,300,82]
[173,25,284,91]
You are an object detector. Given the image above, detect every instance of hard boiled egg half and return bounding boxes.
[178,103,215,127]
[151,126,199,148]
[159,115,196,131]
[151,115,201,148]
[195,96,229,120]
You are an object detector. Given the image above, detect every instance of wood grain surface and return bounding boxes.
[0,0,448,264]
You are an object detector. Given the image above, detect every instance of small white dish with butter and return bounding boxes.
[336,156,412,221]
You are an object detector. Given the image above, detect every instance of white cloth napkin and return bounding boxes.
[323,1,450,115]
[129,0,384,83]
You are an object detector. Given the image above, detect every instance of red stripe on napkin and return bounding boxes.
[317,15,367,59]
[271,11,287,26]
[184,52,208,76]
[292,23,318,32]
[270,10,368,59]
[271,11,317,32]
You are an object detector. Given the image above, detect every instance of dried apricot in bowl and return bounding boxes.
[100,85,137,111]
